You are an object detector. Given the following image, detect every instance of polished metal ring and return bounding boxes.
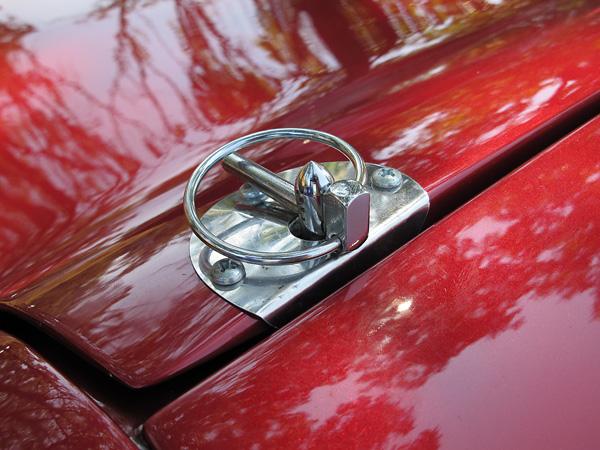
[184,128,368,265]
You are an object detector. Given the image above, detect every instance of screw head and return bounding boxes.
[238,183,267,205]
[210,258,246,286]
[371,167,403,189]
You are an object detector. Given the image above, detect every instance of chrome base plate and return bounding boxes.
[190,162,429,328]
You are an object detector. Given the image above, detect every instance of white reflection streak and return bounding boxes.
[297,12,341,71]
[456,216,518,246]
[519,78,563,119]
[479,79,563,144]
[536,245,564,263]
[370,297,415,332]
[586,173,600,183]
[372,111,448,160]
[396,299,413,313]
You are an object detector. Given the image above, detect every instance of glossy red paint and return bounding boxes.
[2,212,267,388]
[1,0,546,297]
[0,332,137,449]
[3,0,600,388]
[145,113,600,449]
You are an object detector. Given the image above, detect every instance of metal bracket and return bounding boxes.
[185,130,429,328]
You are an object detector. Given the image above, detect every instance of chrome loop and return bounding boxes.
[184,128,367,265]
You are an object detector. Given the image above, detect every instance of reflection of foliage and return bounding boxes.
[0,16,34,50]
[3,0,600,446]
[147,115,600,448]
[87,0,162,21]
[255,0,396,76]
[0,0,552,296]
[175,0,280,122]
[0,21,150,297]
[97,0,206,138]
[0,16,140,291]
[0,0,596,386]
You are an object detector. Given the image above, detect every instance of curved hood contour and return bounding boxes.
[2,0,600,389]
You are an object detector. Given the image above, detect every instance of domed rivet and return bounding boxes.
[371,167,403,189]
[210,258,246,287]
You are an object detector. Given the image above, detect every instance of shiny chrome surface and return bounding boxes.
[184,128,368,265]
[371,167,403,189]
[190,162,429,327]
[3,0,600,394]
[209,258,246,287]
[147,106,600,450]
[225,151,366,249]
[323,180,370,251]
[238,183,268,206]
[295,161,335,236]
[223,153,297,212]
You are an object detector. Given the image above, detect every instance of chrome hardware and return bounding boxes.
[295,161,334,237]
[185,128,429,327]
[323,180,370,252]
[184,128,368,265]
[223,152,297,213]
[371,167,403,189]
[238,183,267,206]
[210,259,246,287]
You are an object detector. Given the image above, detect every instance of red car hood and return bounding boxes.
[2,0,600,392]
[146,103,600,450]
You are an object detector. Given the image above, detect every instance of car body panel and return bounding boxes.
[145,112,600,449]
[0,332,137,449]
[2,0,600,388]
[1,0,551,297]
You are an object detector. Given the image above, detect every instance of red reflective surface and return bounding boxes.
[2,0,600,388]
[0,332,137,449]
[3,211,267,388]
[0,0,545,296]
[145,113,600,448]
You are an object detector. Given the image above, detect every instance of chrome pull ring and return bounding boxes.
[184,128,368,265]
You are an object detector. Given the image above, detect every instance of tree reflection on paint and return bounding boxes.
[0,15,143,294]
[0,0,548,295]
[146,113,600,448]
[2,0,599,386]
